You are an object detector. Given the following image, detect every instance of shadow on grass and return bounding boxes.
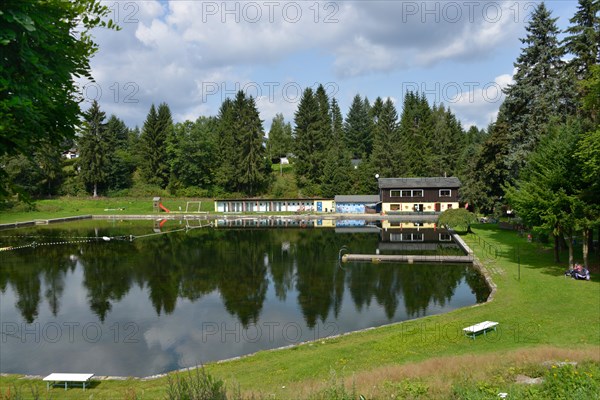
[47,380,101,391]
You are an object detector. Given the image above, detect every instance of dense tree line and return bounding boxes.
[2,1,597,252]
[469,0,599,267]
[2,83,474,199]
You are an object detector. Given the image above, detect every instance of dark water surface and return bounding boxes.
[0,219,489,376]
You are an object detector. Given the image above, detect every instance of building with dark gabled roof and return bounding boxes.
[378,177,461,214]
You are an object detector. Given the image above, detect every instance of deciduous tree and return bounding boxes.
[0,0,117,198]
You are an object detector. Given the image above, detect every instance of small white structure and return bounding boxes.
[62,149,79,159]
[43,373,94,390]
[463,321,499,339]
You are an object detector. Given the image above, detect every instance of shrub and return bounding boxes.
[165,368,227,400]
[540,362,599,399]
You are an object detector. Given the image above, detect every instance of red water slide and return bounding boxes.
[158,203,170,213]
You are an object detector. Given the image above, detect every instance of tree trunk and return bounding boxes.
[564,234,574,267]
[582,228,589,268]
[93,182,98,198]
[553,234,560,263]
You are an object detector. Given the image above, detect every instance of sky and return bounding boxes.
[84,0,581,132]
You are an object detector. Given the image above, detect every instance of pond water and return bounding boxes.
[0,219,490,377]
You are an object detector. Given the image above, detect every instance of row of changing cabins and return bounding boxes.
[214,177,462,215]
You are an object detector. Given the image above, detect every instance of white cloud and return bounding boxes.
[334,36,398,77]
[447,71,514,129]
[86,1,529,128]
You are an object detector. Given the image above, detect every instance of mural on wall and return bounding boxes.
[336,203,366,214]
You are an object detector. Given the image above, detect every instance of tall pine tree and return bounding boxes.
[294,87,322,191]
[563,0,600,80]
[104,115,135,191]
[139,103,171,189]
[501,2,572,175]
[78,101,109,197]
[397,92,433,176]
[344,94,372,159]
[371,98,400,178]
[215,98,238,192]
[234,91,268,195]
[330,98,345,145]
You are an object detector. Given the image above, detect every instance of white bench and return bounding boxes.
[463,321,499,339]
[43,373,94,391]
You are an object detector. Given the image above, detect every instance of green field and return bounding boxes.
[0,198,213,224]
[0,215,598,399]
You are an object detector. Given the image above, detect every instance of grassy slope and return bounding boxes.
[0,225,598,399]
[0,198,214,224]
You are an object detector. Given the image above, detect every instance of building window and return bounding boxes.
[390,233,424,242]
[439,233,452,241]
[440,189,451,197]
[390,204,400,211]
[447,204,453,209]
[395,189,424,197]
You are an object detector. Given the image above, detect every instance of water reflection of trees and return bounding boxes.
[0,225,489,326]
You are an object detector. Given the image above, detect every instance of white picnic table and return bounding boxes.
[43,373,94,390]
[463,321,499,339]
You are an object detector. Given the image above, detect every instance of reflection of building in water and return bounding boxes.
[379,221,459,252]
[334,219,380,234]
[213,217,336,229]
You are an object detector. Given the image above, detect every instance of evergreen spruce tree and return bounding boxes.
[165,120,189,194]
[156,103,174,188]
[215,98,238,192]
[315,84,332,146]
[370,97,384,126]
[139,103,171,189]
[429,104,465,177]
[78,101,109,197]
[344,94,372,158]
[233,91,268,195]
[397,92,433,176]
[321,138,352,198]
[563,0,600,79]
[465,116,513,214]
[371,98,399,178]
[363,97,374,156]
[105,115,135,191]
[293,87,321,190]
[105,115,129,149]
[456,125,487,207]
[502,2,571,175]
[330,98,345,145]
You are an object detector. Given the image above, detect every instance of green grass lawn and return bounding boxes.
[0,198,214,224]
[0,224,598,399]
